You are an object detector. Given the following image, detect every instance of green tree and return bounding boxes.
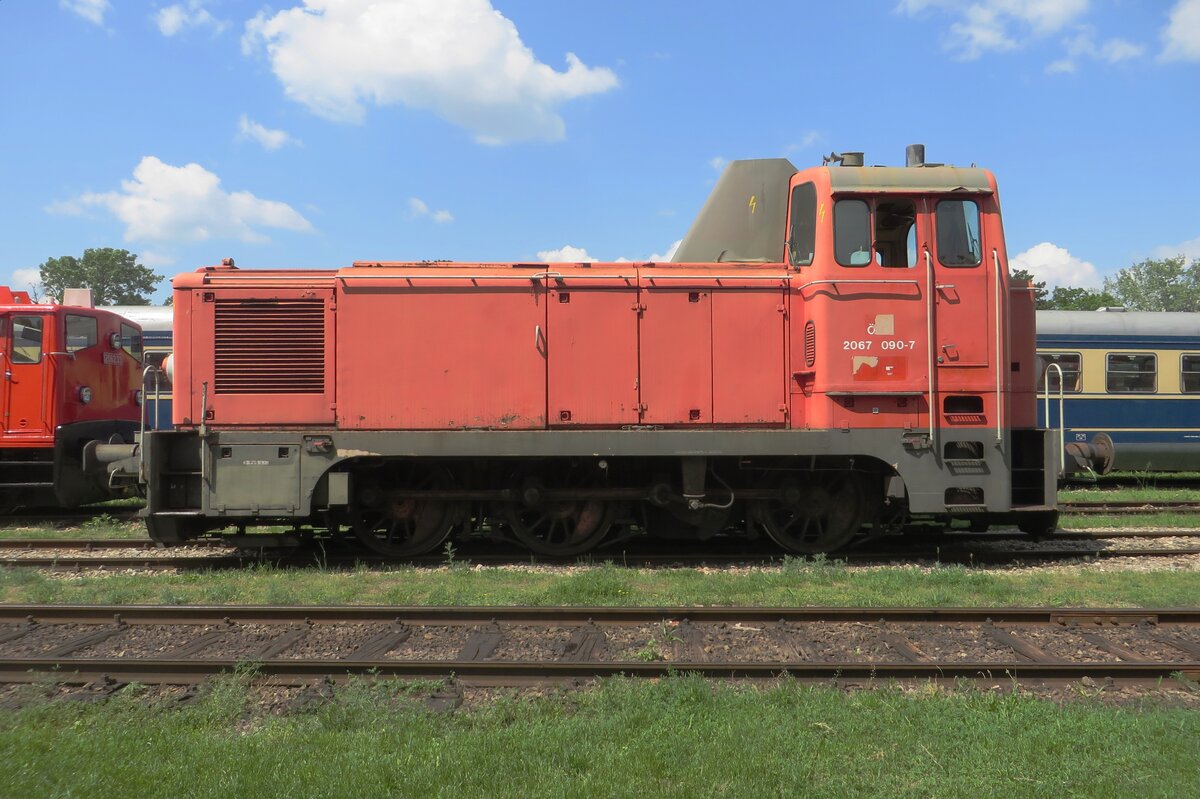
[1102,255,1200,312]
[1042,285,1120,311]
[37,248,162,306]
[1009,268,1048,307]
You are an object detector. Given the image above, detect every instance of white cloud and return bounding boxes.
[537,240,681,263]
[237,115,300,150]
[242,0,618,145]
[708,156,727,172]
[10,268,43,295]
[61,0,110,26]
[1152,235,1200,261]
[1010,242,1101,288]
[407,197,454,224]
[650,240,682,262]
[898,0,1090,59]
[156,1,227,37]
[1049,28,1144,72]
[1162,0,1200,61]
[47,156,312,245]
[138,250,177,268]
[537,245,597,262]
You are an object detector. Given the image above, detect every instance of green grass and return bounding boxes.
[1060,486,1200,503]
[1058,512,1200,529]
[2,558,1198,608]
[0,676,1196,798]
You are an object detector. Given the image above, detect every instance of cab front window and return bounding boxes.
[834,197,917,268]
[11,316,44,364]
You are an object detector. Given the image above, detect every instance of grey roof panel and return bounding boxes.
[1037,310,1200,339]
[827,166,993,194]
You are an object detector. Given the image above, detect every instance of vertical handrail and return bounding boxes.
[924,249,937,450]
[138,365,155,482]
[1043,363,1065,477]
[993,249,1004,445]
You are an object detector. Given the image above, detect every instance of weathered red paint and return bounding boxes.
[170,163,1029,445]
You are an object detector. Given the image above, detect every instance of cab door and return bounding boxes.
[3,313,51,436]
[929,197,990,368]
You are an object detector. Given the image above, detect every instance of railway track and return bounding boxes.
[1060,500,1200,515]
[0,604,1196,687]
[0,536,1197,571]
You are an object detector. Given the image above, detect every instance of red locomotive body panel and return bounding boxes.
[546,267,640,427]
[337,265,548,430]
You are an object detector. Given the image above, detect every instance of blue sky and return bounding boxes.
[2,0,1199,302]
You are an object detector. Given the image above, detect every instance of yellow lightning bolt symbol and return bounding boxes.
[748,195,757,214]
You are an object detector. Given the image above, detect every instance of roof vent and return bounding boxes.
[822,151,864,167]
[906,143,926,168]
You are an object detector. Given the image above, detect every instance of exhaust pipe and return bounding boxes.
[906,143,926,168]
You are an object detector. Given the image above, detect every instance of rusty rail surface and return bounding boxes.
[0,605,1197,687]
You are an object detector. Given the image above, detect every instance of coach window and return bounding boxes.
[834,199,871,266]
[1182,355,1200,393]
[787,183,817,267]
[11,316,43,364]
[1106,353,1156,393]
[936,199,982,267]
[120,323,143,359]
[65,315,99,354]
[144,351,172,389]
[1036,352,1082,393]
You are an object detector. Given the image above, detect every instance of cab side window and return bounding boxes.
[66,315,98,353]
[11,316,44,364]
[121,323,143,359]
[936,199,982,267]
[788,182,817,266]
[834,199,871,267]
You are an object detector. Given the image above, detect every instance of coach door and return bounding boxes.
[928,197,990,368]
[1,313,51,436]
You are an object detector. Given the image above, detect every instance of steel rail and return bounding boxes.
[0,658,1194,687]
[1,604,1197,686]
[3,604,1197,625]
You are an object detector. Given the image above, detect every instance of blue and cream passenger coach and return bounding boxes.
[1037,310,1200,474]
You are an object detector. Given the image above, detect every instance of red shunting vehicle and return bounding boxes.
[136,145,1059,555]
[0,287,145,510]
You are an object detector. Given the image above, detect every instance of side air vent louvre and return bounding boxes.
[804,321,816,368]
[214,299,325,394]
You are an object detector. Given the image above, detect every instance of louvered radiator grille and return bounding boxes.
[804,321,816,367]
[213,299,325,394]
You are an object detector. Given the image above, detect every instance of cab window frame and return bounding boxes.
[833,196,919,269]
[787,182,818,267]
[65,314,99,354]
[10,315,45,364]
[120,323,144,360]
[934,198,983,268]
[1106,352,1157,394]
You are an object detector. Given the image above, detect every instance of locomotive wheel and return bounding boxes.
[503,497,614,556]
[501,467,614,556]
[351,465,457,558]
[751,474,865,554]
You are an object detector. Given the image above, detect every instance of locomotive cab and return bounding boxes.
[0,290,144,509]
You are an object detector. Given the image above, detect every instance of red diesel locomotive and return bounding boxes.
[0,288,144,510]
[136,146,1059,554]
